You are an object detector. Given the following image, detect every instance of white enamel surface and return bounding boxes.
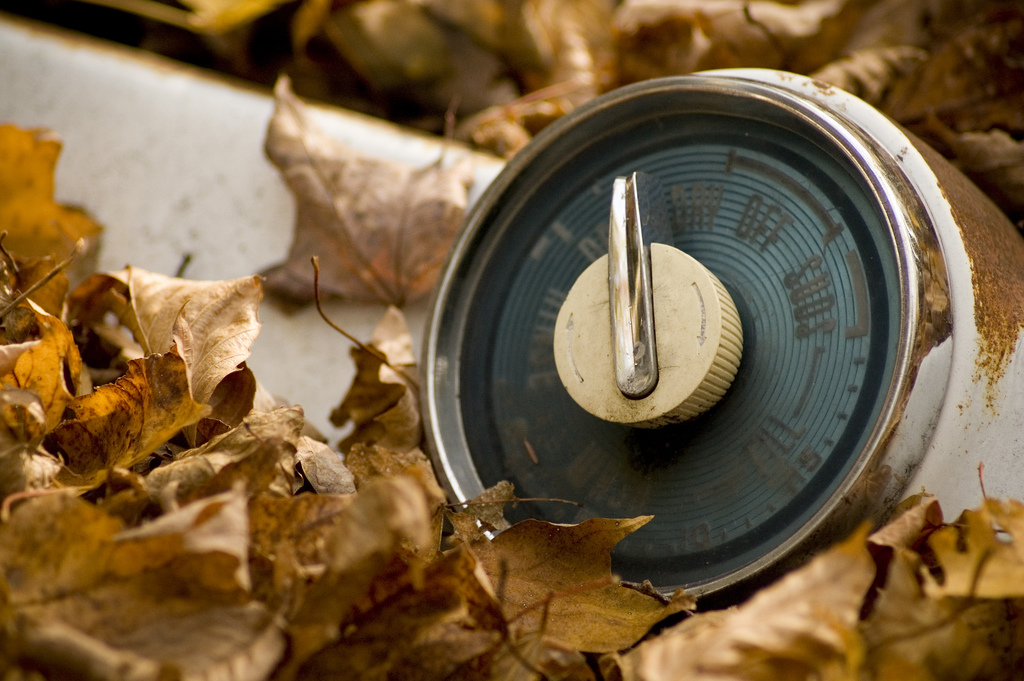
[720,69,1024,516]
[0,14,503,439]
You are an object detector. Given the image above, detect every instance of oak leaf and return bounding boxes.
[261,77,474,306]
[0,124,102,261]
[470,516,681,653]
[51,350,210,489]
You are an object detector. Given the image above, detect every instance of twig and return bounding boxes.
[446,496,584,510]
[311,256,392,365]
[0,239,85,319]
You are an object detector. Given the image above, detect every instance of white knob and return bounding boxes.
[553,243,743,428]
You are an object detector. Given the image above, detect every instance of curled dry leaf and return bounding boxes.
[51,350,211,489]
[295,435,356,495]
[1,306,83,431]
[295,548,505,681]
[146,406,303,505]
[613,0,873,84]
[0,388,61,498]
[115,266,263,405]
[881,7,1024,136]
[810,45,929,105]
[606,525,875,681]
[332,305,422,453]
[0,491,285,681]
[0,124,102,262]
[261,77,474,306]
[471,516,681,653]
[284,475,438,671]
[925,498,1024,600]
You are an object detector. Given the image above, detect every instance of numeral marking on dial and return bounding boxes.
[726,150,845,246]
[735,193,794,250]
[784,255,836,338]
[671,182,723,231]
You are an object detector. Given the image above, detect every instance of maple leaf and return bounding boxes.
[261,76,475,306]
[470,516,685,653]
[0,124,102,262]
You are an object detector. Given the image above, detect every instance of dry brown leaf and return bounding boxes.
[116,267,263,403]
[608,525,875,681]
[923,123,1024,222]
[470,516,678,653]
[261,77,474,306]
[4,251,72,318]
[0,124,102,261]
[146,406,303,504]
[451,479,516,536]
[284,475,438,672]
[51,350,211,489]
[0,492,285,681]
[295,435,356,495]
[882,7,1024,136]
[178,0,293,33]
[0,388,61,498]
[811,45,928,105]
[249,492,357,609]
[613,0,874,84]
[860,547,1007,681]
[332,306,422,453]
[1,306,83,431]
[345,444,447,561]
[295,547,505,681]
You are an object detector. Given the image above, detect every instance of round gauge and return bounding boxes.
[425,72,938,596]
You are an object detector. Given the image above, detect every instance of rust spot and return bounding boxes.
[913,138,1024,404]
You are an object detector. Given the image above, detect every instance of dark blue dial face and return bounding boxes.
[444,84,903,589]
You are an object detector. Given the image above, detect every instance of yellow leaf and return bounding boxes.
[1,307,82,431]
[0,125,102,260]
[926,499,1024,599]
[611,525,874,681]
[51,351,210,489]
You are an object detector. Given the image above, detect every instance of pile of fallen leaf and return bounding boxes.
[2,118,1024,681]
[12,0,1024,223]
